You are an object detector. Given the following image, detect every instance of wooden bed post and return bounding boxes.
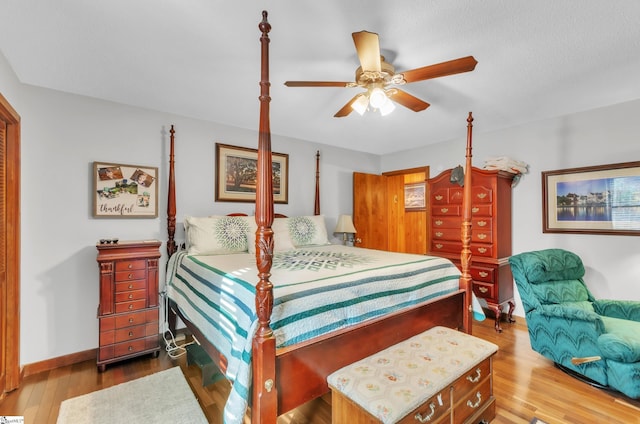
[167,125,177,258]
[314,150,320,215]
[252,10,278,424]
[461,112,474,333]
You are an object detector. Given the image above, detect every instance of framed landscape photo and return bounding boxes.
[542,161,640,235]
[93,162,158,218]
[404,182,426,211]
[215,143,289,203]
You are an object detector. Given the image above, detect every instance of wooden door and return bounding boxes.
[0,93,20,397]
[353,172,388,250]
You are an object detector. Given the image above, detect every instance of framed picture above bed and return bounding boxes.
[93,161,158,218]
[542,161,640,235]
[215,142,289,203]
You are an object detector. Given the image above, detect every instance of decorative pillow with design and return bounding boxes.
[184,215,256,255]
[285,215,330,247]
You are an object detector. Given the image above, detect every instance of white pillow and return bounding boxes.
[184,215,256,255]
[286,215,330,247]
[248,218,296,254]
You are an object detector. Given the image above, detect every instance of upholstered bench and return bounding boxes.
[327,326,498,424]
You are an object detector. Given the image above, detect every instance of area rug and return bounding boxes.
[56,367,208,424]
[530,418,549,424]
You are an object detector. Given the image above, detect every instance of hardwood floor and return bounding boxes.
[2,318,639,423]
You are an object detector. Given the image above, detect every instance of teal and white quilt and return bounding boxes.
[166,244,461,424]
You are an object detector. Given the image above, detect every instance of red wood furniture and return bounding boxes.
[96,240,161,372]
[428,167,515,332]
[165,11,476,424]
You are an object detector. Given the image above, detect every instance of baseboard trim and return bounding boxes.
[22,348,97,378]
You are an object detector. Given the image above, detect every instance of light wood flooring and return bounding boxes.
[2,318,639,423]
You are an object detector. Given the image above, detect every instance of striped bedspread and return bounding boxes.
[166,244,461,424]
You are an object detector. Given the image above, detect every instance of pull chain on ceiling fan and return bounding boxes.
[284,30,477,117]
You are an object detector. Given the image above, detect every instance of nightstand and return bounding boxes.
[96,240,161,371]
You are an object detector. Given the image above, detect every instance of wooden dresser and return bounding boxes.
[428,167,515,332]
[96,240,161,371]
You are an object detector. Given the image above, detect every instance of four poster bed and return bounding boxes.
[165,11,477,424]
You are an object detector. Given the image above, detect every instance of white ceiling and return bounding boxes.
[2,1,640,155]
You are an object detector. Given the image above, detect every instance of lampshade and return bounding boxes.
[334,215,357,234]
[352,94,368,116]
[369,87,387,109]
[379,99,396,116]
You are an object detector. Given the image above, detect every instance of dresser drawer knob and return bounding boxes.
[128,284,133,289]
[414,402,436,423]
[128,273,133,279]
[466,368,482,383]
[128,331,134,337]
[129,318,134,323]
[128,346,134,351]
[128,294,133,299]
[128,304,133,310]
[128,263,133,269]
[479,287,488,294]
[466,392,482,409]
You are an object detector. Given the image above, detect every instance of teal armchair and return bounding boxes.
[509,248,640,399]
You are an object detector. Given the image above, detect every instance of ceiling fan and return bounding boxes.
[284,31,477,117]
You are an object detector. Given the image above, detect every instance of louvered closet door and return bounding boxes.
[0,120,6,396]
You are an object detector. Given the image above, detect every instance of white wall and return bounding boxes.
[1,51,379,365]
[382,104,640,317]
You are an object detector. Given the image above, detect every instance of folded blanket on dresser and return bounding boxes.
[166,244,462,424]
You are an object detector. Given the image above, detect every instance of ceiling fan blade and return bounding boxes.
[388,89,430,112]
[399,56,478,84]
[334,95,361,118]
[284,81,352,87]
[352,31,381,72]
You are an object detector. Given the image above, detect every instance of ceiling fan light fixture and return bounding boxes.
[352,94,369,115]
[369,87,387,109]
[379,99,396,116]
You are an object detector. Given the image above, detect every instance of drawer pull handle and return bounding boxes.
[129,318,134,323]
[435,244,443,249]
[128,264,133,269]
[472,207,479,213]
[128,331,134,337]
[128,346,134,351]
[479,287,489,293]
[440,208,448,213]
[434,220,443,226]
[435,195,443,201]
[477,221,487,227]
[477,233,487,240]
[435,232,443,238]
[128,273,133,279]
[467,368,482,383]
[128,304,133,310]
[414,402,436,423]
[477,247,487,253]
[479,271,488,278]
[477,193,487,199]
[466,392,482,409]
[128,294,133,299]
[128,284,133,289]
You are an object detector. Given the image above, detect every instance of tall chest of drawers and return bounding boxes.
[96,240,161,371]
[428,167,515,332]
